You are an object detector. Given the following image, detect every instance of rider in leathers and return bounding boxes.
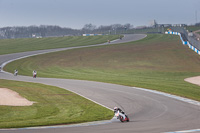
[114,107,127,121]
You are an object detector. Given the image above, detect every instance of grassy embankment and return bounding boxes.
[0,35,119,55]
[5,34,200,101]
[0,79,113,128]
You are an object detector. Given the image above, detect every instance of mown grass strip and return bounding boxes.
[0,35,119,55]
[0,79,113,128]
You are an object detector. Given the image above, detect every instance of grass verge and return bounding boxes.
[0,79,113,128]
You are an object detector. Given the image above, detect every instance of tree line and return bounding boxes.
[0,23,133,39]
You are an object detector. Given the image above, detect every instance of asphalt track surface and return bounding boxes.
[0,34,200,133]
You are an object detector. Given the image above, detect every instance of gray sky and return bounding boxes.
[0,0,199,29]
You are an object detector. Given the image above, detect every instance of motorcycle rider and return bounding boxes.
[33,70,37,78]
[114,107,128,121]
[114,107,123,113]
[14,69,18,76]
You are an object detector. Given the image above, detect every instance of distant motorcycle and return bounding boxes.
[33,70,37,78]
[14,70,18,76]
[33,73,36,78]
[114,107,129,122]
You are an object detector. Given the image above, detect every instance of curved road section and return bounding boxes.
[0,34,200,133]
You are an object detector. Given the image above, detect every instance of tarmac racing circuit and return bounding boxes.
[0,34,200,133]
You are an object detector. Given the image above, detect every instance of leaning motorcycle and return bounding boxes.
[114,110,129,122]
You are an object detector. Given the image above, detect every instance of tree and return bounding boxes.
[82,23,96,31]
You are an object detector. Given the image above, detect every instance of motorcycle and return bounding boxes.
[33,73,36,78]
[14,70,18,76]
[114,110,129,122]
[33,71,37,78]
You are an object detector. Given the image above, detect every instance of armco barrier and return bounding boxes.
[165,31,200,55]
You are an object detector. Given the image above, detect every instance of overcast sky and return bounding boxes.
[0,0,199,29]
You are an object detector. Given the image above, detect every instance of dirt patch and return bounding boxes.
[184,76,200,86]
[0,88,35,106]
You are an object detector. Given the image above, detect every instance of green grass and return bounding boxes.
[0,79,113,128]
[186,26,200,32]
[5,34,200,101]
[0,35,119,55]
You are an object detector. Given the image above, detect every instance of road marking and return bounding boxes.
[164,129,200,133]
[0,120,113,131]
[132,87,200,107]
[133,87,200,133]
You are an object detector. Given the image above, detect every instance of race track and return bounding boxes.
[0,34,200,133]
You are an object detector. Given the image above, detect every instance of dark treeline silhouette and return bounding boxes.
[0,25,81,39]
[0,23,133,39]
